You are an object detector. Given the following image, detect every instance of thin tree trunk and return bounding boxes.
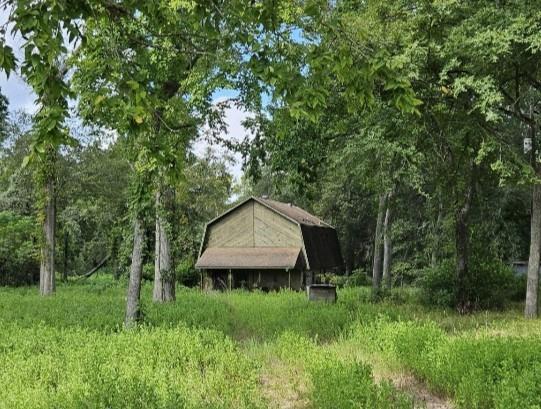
[431,201,443,268]
[40,175,56,296]
[62,232,68,283]
[525,183,541,318]
[525,116,540,318]
[455,171,475,314]
[111,235,121,280]
[153,190,175,302]
[382,192,393,290]
[372,193,387,291]
[125,216,145,327]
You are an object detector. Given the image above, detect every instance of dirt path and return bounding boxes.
[328,342,453,409]
[375,371,453,409]
[259,357,310,409]
[221,295,452,409]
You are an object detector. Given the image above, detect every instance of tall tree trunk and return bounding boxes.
[111,235,121,280]
[455,171,475,314]
[153,190,175,302]
[431,201,443,268]
[62,232,68,283]
[125,216,145,327]
[525,120,540,318]
[382,192,393,290]
[40,175,56,296]
[525,184,541,318]
[372,193,387,291]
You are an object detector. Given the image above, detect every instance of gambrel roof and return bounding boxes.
[257,197,331,227]
[196,197,343,271]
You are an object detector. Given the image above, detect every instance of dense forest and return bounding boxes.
[1,0,540,320]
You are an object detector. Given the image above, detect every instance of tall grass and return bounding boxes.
[1,278,539,409]
[0,323,263,409]
[352,318,541,408]
[0,280,410,408]
[273,332,414,409]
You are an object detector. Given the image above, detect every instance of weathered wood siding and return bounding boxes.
[253,202,302,247]
[205,201,303,249]
[206,201,254,247]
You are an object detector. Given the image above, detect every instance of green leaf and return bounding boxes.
[21,155,31,168]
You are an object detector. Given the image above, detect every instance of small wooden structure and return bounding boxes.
[511,261,541,276]
[307,284,337,303]
[195,197,343,291]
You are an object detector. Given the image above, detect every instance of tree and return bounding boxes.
[423,1,541,315]
[241,1,534,312]
[0,87,8,143]
[73,0,315,324]
[382,189,394,289]
[0,1,113,295]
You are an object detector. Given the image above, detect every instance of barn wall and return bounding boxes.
[253,202,302,247]
[205,200,303,250]
[206,201,254,248]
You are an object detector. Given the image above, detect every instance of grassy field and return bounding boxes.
[1,277,540,409]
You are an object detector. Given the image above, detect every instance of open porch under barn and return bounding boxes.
[197,246,310,291]
[203,268,305,291]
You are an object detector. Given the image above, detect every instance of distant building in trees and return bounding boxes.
[195,197,343,291]
[511,261,541,276]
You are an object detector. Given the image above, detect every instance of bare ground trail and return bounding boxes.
[259,356,311,409]
[378,371,453,409]
[223,297,453,409]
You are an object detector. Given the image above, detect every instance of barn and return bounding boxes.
[195,196,343,291]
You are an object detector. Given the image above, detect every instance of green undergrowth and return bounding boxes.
[0,323,263,409]
[0,280,419,339]
[352,318,541,409]
[272,332,414,408]
[1,278,539,408]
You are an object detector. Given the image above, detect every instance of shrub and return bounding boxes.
[274,332,413,409]
[352,319,541,409]
[0,211,39,286]
[322,269,370,288]
[176,256,200,287]
[142,263,154,281]
[417,261,455,308]
[508,273,527,302]
[0,323,264,409]
[418,258,518,310]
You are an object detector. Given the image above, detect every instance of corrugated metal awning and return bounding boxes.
[195,247,303,270]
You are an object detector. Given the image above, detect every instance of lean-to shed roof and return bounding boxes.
[195,247,303,269]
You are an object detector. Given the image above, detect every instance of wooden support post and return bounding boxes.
[288,270,291,290]
[306,270,313,286]
[228,270,232,291]
[258,271,261,287]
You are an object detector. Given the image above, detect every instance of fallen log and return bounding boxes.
[78,255,111,280]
